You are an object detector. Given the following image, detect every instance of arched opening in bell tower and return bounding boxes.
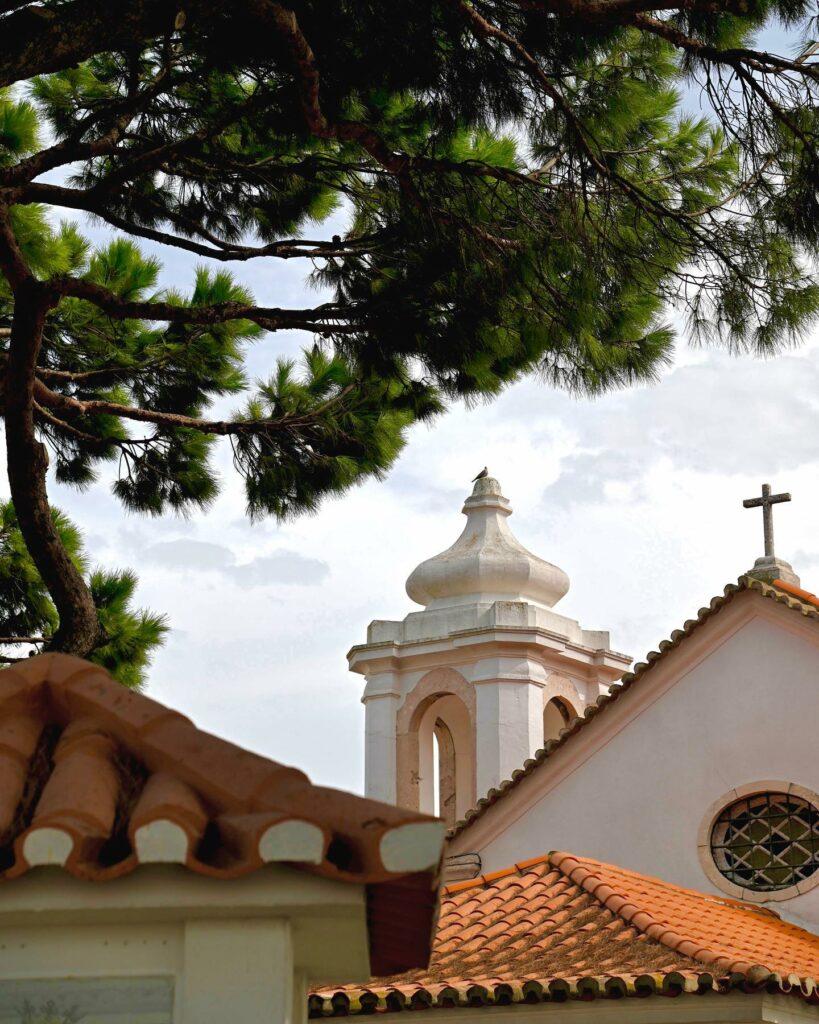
[432,718,457,820]
[543,696,576,744]
[416,693,473,827]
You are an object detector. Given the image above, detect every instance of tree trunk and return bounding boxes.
[4,278,103,658]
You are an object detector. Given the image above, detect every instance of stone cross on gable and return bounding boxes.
[743,483,791,560]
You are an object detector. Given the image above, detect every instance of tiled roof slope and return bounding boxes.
[450,576,819,839]
[0,654,446,975]
[311,852,819,1014]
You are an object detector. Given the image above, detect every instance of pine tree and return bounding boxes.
[1,1,818,658]
[0,501,167,687]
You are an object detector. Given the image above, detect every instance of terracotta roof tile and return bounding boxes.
[449,576,819,839]
[0,654,446,975]
[311,852,819,1014]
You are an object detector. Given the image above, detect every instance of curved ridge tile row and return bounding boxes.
[0,654,445,884]
[449,576,819,839]
[309,971,800,1015]
[311,851,819,1015]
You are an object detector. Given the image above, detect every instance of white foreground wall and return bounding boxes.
[449,592,819,930]
[0,865,369,1024]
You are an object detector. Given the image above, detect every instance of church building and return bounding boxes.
[4,476,819,1024]
[350,474,819,932]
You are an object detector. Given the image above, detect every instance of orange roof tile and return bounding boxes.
[450,575,819,839]
[311,852,819,1014]
[0,654,445,975]
[773,579,819,607]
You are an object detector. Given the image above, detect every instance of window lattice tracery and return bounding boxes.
[710,791,819,892]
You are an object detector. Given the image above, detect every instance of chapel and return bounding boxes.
[349,474,819,930]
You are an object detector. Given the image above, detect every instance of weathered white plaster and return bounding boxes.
[475,678,544,799]
[350,477,628,815]
[406,477,570,610]
[448,591,819,931]
[22,827,73,866]
[0,864,371,1024]
[362,684,400,804]
[417,693,473,815]
[182,918,294,1024]
[380,821,447,872]
[134,820,190,864]
[259,820,325,864]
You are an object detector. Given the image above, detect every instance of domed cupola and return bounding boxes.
[406,475,570,610]
[350,471,630,818]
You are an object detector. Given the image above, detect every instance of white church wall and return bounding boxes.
[475,677,544,798]
[363,684,401,804]
[450,593,819,929]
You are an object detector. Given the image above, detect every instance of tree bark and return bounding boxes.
[0,0,181,89]
[4,277,104,657]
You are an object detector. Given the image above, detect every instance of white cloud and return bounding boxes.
[142,539,235,570]
[138,537,328,586]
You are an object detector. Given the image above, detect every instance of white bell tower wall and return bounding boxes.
[349,476,631,826]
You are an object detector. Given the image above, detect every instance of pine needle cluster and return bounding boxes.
[0,0,817,657]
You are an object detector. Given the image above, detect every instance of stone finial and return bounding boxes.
[742,483,800,587]
[405,476,570,609]
[746,556,801,587]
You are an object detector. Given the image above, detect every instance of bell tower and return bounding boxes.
[348,475,631,826]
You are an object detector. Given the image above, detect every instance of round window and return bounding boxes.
[710,791,819,892]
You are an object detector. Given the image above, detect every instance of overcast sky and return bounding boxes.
[8,163,819,795]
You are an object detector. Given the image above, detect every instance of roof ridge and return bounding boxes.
[449,575,819,839]
[550,852,771,979]
[549,852,781,916]
[772,578,819,607]
[0,654,446,884]
[442,853,552,895]
[312,847,819,1015]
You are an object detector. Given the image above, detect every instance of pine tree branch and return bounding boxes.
[50,274,360,331]
[34,400,110,445]
[0,636,46,644]
[36,364,141,383]
[0,65,182,188]
[15,183,382,261]
[513,0,799,21]
[33,378,357,436]
[633,16,819,149]
[456,0,774,287]
[631,13,819,79]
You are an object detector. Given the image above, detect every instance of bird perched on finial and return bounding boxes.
[471,467,488,482]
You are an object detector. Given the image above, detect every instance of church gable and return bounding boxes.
[446,577,819,926]
[450,575,819,842]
